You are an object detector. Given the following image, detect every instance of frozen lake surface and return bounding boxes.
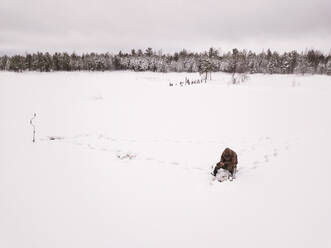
[0,71,331,248]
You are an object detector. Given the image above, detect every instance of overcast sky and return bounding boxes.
[1,0,330,55]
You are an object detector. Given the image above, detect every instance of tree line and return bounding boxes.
[1,48,330,75]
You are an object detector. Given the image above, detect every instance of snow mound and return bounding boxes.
[215,168,231,182]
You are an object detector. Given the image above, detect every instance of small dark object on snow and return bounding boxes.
[213,147,238,177]
[48,136,64,141]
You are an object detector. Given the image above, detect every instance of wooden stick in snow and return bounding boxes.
[30,113,37,143]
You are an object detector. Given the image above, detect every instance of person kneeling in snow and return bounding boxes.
[213,147,238,178]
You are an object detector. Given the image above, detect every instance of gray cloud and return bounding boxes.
[0,0,330,54]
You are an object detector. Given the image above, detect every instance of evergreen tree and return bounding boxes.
[326,59,331,75]
[145,47,153,56]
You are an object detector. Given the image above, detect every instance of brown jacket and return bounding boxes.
[220,147,238,170]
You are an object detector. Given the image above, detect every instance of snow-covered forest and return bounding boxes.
[1,48,331,75]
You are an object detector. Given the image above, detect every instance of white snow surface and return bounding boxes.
[0,71,331,248]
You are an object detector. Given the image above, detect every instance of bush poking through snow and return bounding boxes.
[231,73,249,84]
[117,153,137,160]
[169,77,206,87]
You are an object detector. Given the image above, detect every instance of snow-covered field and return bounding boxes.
[1,71,331,248]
